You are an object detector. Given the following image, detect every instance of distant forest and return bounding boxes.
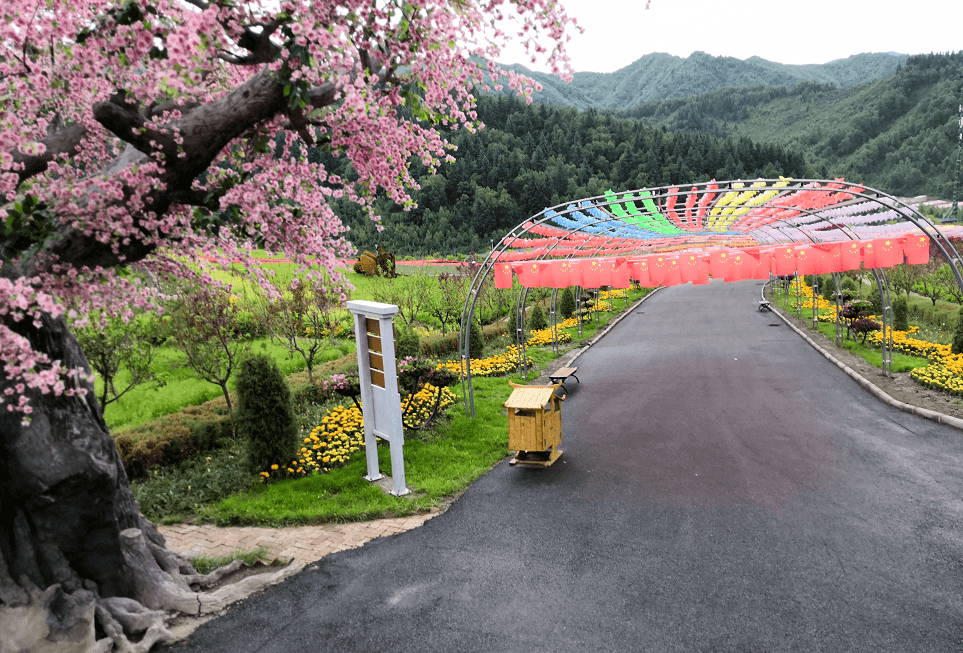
[331,97,807,255]
[318,51,962,257]
[621,52,963,200]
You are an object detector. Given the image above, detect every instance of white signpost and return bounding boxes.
[347,300,409,496]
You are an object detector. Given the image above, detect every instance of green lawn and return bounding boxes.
[131,289,649,526]
[105,337,355,431]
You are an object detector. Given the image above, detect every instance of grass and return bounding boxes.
[773,293,931,373]
[190,547,273,575]
[131,287,648,526]
[105,337,355,431]
[195,376,518,526]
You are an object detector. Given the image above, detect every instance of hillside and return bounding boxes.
[492,51,907,109]
[619,51,963,198]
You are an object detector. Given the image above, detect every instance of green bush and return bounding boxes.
[113,404,232,480]
[468,320,485,359]
[868,285,882,314]
[528,305,547,331]
[953,307,963,355]
[559,287,576,318]
[395,326,421,359]
[820,275,836,301]
[235,354,299,475]
[892,295,908,331]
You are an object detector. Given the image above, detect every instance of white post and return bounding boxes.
[347,300,409,496]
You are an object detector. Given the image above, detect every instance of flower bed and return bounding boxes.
[260,382,457,482]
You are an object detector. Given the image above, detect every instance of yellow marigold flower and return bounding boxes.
[271,464,279,470]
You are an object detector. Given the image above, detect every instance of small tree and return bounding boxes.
[168,285,249,416]
[851,317,881,344]
[395,269,436,327]
[73,312,164,408]
[235,354,298,475]
[263,278,346,384]
[429,272,470,334]
[560,287,576,319]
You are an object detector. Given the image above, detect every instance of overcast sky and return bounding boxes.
[498,0,961,73]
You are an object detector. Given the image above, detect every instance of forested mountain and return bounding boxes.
[491,52,907,109]
[620,51,963,198]
[331,97,806,255]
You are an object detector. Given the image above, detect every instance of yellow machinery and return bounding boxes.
[504,382,564,467]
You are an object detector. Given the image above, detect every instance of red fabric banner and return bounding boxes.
[708,250,730,279]
[794,246,816,275]
[514,261,543,288]
[861,241,877,269]
[494,261,514,288]
[662,256,683,287]
[607,258,631,288]
[812,243,842,274]
[629,258,653,287]
[678,252,704,284]
[725,251,752,281]
[647,255,668,286]
[901,234,930,265]
[580,259,606,288]
[839,241,862,271]
[873,238,902,269]
[771,246,796,276]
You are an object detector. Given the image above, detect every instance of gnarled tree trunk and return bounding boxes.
[0,312,304,652]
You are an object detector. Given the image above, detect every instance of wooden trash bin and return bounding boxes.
[504,382,564,467]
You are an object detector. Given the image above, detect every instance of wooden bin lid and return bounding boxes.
[504,385,558,410]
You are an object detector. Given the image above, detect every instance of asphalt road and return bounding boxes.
[165,280,963,653]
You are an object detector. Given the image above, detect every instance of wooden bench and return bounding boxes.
[548,366,579,393]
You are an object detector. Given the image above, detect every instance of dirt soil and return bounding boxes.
[772,305,963,422]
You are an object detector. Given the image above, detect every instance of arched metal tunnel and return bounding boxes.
[458,178,963,415]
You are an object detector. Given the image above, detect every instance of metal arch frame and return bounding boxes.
[459,179,963,416]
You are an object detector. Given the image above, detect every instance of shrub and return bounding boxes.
[841,276,858,294]
[892,296,908,331]
[395,326,421,359]
[851,317,881,343]
[113,404,232,479]
[235,354,299,475]
[868,285,882,314]
[953,307,963,355]
[559,287,576,318]
[528,305,547,331]
[820,275,836,301]
[468,320,485,359]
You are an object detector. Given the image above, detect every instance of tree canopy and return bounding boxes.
[0,0,579,421]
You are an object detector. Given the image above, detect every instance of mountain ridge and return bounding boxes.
[491,51,908,109]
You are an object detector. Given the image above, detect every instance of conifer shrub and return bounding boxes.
[868,285,882,314]
[235,354,299,475]
[559,287,576,318]
[892,295,908,331]
[468,320,485,359]
[953,307,963,355]
[820,275,836,301]
[529,305,547,331]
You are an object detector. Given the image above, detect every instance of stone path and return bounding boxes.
[158,512,439,564]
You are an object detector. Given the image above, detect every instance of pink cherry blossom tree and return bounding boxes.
[0,0,577,649]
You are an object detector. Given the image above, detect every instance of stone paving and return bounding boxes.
[158,512,439,564]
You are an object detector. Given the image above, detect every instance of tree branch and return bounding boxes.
[12,123,88,188]
[92,98,179,161]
